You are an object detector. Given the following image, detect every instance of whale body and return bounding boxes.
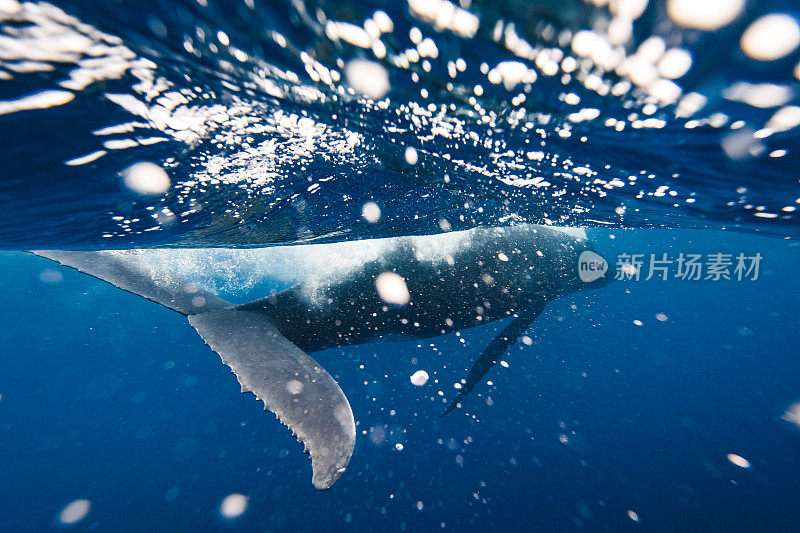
[34,224,609,489]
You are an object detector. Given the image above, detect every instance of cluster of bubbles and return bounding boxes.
[0,0,798,243]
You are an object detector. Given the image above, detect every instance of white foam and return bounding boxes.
[551,226,588,240]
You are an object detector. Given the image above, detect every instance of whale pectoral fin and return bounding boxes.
[440,303,543,417]
[188,307,356,490]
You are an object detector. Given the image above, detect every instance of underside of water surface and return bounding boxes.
[1,0,799,248]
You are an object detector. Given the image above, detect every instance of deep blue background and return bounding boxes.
[1,229,798,531]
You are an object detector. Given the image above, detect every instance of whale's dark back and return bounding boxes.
[243,225,606,353]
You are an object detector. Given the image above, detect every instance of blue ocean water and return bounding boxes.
[2,0,800,530]
[1,231,799,530]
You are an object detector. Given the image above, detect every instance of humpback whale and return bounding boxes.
[33,224,610,490]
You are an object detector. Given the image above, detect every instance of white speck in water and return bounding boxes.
[497,252,509,261]
[627,509,640,522]
[655,313,668,322]
[767,106,800,133]
[781,402,800,429]
[407,0,478,38]
[121,162,170,195]
[395,443,404,451]
[740,14,800,61]
[488,61,536,90]
[64,150,107,166]
[326,21,371,48]
[633,319,643,326]
[58,499,91,525]
[405,146,418,165]
[219,493,248,519]
[375,272,410,305]
[285,379,303,395]
[724,82,793,109]
[658,48,693,79]
[667,0,744,31]
[362,201,381,223]
[345,59,390,99]
[369,425,387,445]
[372,11,393,34]
[410,370,429,386]
[721,129,765,160]
[610,0,648,20]
[727,453,751,468]
[39,269,62,284]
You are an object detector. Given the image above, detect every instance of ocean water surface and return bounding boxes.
[1,0,800,530]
